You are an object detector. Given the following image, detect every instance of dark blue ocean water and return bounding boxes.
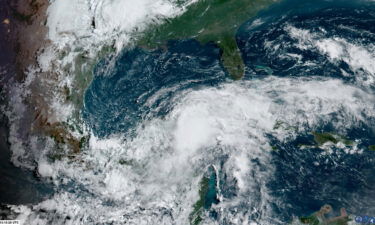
[236,1,375,221]
[0,0,54,206]
[237,0,375,80]
[83,0,375,223]
[84,40,226,137]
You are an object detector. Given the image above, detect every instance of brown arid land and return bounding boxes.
[2,0,49,80]
[1,0,85,162]
[0,0,57,207]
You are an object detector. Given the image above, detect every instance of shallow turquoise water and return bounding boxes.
[81,0,375,223]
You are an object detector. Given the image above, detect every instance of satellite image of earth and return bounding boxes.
[0,0,374,224]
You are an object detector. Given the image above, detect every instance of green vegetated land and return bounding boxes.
[312,132,353,146]
[272,121,357,150]
[138,0,279,79]
[190,166,219,225]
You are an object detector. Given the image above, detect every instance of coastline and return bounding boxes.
[0,0,54,207]
[0,0,374,223]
